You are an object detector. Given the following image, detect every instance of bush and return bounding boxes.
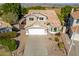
[54,37,59,42]
[0,31,17,38]
[0,38,17,51]
[58,42,65,49]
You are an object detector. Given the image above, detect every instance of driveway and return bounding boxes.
[23,35,48,56]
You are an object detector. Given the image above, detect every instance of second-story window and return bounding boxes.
[39,17,44,20]
[29,18,34,21]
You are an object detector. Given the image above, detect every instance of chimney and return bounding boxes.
[71,8,74,14]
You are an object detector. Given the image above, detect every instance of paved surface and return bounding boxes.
[69,41,79,56]
[23,35,48,56]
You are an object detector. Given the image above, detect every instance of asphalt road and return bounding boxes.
[23,35,48,56]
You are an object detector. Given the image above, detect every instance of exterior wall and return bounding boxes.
[26,15,37,27]
[71,33,79,41]
[48,25,60,34]
[25,14,49,28]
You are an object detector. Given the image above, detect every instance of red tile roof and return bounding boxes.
[71,11,79,19]
[71,25,79,32]
[28,10,61,27]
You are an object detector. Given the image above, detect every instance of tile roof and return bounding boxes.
[28,10,61,27]
[71,25,79,32]
[71,11,79,19]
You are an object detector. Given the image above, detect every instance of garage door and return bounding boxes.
[28,29,47,35]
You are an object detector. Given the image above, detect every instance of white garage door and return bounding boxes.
[28,29,47,35]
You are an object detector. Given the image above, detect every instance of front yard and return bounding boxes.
[47,33,70,56]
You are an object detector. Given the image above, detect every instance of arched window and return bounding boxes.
[29,18,34,21]
[39,17,44,20]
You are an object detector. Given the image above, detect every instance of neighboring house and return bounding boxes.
[19,10,62,35]
[0,20,12,33]
[68,9,79,41]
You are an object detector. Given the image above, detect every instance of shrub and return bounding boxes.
[58,42,65,49]
[0,31,17,38]
[54,37,59,42]
[0,38,17,51]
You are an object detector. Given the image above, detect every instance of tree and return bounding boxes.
[21,6,46,15]
[21,7,29,15]
[61,6,72,17]
[59,6,72,24]
[0,38,17,51]
[1,3,22,20]
[1,12,18,24]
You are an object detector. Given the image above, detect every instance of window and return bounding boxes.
[47,23,50,25]
[54,27,57,32]
[39,17,44,20]
[51,28,53,32]
[76,20,79,24]
[29,18,34,21]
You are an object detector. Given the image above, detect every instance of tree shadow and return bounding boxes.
[16,33,20,37]
[16,40,20,49]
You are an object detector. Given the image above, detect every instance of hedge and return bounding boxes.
[0,38,17,51]
[0,31,17,38]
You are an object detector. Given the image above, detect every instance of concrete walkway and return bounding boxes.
[69,41,79,56]
[23,35,48,56]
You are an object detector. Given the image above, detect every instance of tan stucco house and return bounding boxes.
[19,10,62,35]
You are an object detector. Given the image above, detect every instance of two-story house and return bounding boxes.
[0,20,12,33]
[19,10,62,35]
[68,9,79,41]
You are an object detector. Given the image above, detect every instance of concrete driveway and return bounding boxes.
[23,35,48,56]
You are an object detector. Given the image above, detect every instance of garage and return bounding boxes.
[28,28,47,35]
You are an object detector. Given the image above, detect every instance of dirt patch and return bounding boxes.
[0,45,11,56]
[47,33,68,56]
